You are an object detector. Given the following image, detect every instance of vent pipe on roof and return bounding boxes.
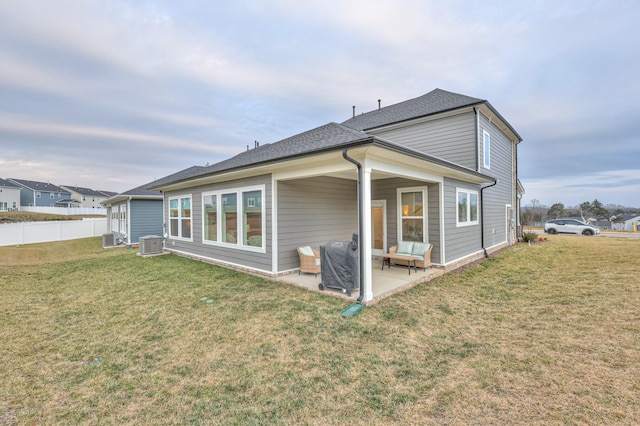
[255,140,259,148]
[352,105,355,118]
[378,99,381,110]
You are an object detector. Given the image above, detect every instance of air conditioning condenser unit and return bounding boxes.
[102,233,116,248]
[139,235,164,256]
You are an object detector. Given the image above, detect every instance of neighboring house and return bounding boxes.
[60,185,111,208]
[151,89,523,302]
[102,167,204,245]
[622,215,640,231]
[0,178,21,211]
[7,178,72,207]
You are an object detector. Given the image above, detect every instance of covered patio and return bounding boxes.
[278,257,444,305]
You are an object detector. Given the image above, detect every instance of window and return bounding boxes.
[0,202,6,211]
[483,130,491,169]
[398,188,427,242]
[222,193,237,243]
[202,186,265,250]
[457,189,479,226]
[169,196,192,239]
[119,205,127,235]
[243,190,262,247]
[203,194,217,242]
[50,193,55,199]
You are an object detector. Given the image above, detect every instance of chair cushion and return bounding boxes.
[411,242,429,256]
[298,246,314,256]
[397,241,414,254]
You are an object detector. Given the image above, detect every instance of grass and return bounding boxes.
[1,236,639,424]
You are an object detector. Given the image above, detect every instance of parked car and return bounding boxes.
[544,219,600,236]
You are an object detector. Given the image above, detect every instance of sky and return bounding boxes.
[1,0,639,208]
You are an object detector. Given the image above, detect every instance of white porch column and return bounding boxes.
[361,166,373,302]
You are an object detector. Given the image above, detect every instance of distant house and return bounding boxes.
[60,185,111,209]
[150,89,523,302]
[622,215,640,231]
[0,178,21,211]
[7,179,72,207]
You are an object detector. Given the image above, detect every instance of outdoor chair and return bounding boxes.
[297,245,321,277]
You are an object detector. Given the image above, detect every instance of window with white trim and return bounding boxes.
[398,188,427,242]
[169,196,192,239]
[457,189,479,226]
[483,130,491,169]
[202,185,265,250]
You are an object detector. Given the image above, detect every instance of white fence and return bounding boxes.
[19,206,107,216]
[0,218,107,247]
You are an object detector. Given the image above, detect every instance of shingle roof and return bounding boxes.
[341,88,484,131]
[150,122,369,188]
[97,190,118,198]
[0,178,20,188]
[60,185,105,197]
[104,166,207,202]
[8,178,68,193]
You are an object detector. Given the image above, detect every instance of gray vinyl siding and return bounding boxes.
[129,199,163,244]
[371,178,442,264]
[164,174,272,272]
[443,178,482,262]
[371,111,477,169]
[478,114,515,249]
[278,176,357,271]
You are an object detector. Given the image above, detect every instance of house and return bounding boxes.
[7,179,72,207]
[102,167,205,245]
[0,178,21,211]
[150,89,523,302]
[622,215,640,232]
[60,185,111,209]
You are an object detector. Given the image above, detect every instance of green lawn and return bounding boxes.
[1,235,639,424]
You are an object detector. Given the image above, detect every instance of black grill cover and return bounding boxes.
[320,234,359,292]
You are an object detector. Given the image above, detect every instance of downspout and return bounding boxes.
[342,149,365,302]
[480,179,498,258]
[515,144,521,240]
[474,107,479,170]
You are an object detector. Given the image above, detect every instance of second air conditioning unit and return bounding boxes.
[102,232,116,248]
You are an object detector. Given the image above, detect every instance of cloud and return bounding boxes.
[0,0,639,206]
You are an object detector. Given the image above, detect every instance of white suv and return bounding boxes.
[544,219,600,236]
